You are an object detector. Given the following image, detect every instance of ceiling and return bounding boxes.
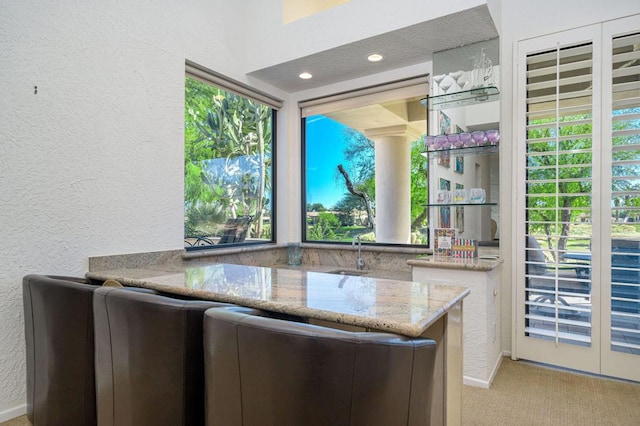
[325,96,427,136]
[247,5,499,93]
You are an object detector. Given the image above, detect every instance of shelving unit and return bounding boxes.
[421,86,500,110]
[425,144,499,158]
[425,85,500,246]
[418,39,503,391]
[425,202,498,207]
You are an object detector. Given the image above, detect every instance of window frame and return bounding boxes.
[299,76,430,247]
[184,62,280,250]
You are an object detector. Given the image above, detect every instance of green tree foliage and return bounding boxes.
[184,77,272,239]
[528,106,640,253]
[611,108,640,224]
[526,114,593,255]
[307,212,342,240]
[306,203,327,212]
[334,193,379,228]
[410,140,428,230]
[341,128,375,183]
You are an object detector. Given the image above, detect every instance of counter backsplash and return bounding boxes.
[88,243,434,280]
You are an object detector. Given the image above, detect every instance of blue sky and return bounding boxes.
[305,115,350,209]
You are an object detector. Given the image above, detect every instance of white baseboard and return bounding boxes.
[487,353,504,386]
[463,354,505,389]
[0,404,26,423]
[463,375,492,388]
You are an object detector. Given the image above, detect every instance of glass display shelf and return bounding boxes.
[423,144,499,158]
[420,86,500,110]
[424,203,498,207]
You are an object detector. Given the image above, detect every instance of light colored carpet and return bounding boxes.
[463,357,640,425]
[0,416,28,426]
[4,358,639,426]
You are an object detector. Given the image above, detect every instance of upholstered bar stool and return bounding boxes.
[93,287,234,426]
[22,274,157,426]
[23,274,102,426]
[203,307,438,426]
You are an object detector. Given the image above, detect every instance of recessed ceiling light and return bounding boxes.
[299,72,313,79]
[367,53,384,62]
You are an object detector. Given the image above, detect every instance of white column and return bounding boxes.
[365,125,419,244]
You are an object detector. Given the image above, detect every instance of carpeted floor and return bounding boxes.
[463,357,640,425]
[0,416,28,426]
[4,357,639,425]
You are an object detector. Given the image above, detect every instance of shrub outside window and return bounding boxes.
[184,76,275,248]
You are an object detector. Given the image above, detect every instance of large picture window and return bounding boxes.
[184,66,278,249]
[301,79,428,245]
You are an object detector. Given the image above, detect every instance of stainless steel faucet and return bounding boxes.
[353,235,365,270]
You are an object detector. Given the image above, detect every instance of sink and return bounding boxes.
[327,269,368,276]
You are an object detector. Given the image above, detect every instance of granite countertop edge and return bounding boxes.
[407,256,503,271]
[85,266,469,337]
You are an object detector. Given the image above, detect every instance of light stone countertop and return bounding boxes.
[407,255,503,272]
[86,262,469,337]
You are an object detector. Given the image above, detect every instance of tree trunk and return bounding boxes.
[254,119,266,238]
[544,222,555,261]
[337,164,375,229]
[558,192,573,259]
[411,209,427,230]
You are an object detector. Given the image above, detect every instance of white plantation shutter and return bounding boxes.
[609,31,640,354]
[517,16,640,382]
[524,42,594,346]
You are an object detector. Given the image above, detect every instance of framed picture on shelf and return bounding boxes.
[455,183,464,233]
[438,150,451,168]
[454,155,464,173]
[439,111,451,135]
[439,206,451,228]
[439,178,451,228]
[440,178,450,191]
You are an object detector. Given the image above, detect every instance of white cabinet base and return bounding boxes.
[412,262,502,388]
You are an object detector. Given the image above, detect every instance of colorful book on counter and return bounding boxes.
[452,239,478,258]
[434,228,457,256]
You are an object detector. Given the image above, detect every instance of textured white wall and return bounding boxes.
[0,0,285,418]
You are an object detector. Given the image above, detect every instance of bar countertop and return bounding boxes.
[407,255,503,272]
[86,263,469,337]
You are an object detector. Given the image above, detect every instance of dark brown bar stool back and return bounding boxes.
[93,287,233,426]
[23,275,101,426]
[23,274,158,425]
[203,307,438,426]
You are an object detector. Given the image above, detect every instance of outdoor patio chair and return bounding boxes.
[526,236,591,317]
[217,215,253,244]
